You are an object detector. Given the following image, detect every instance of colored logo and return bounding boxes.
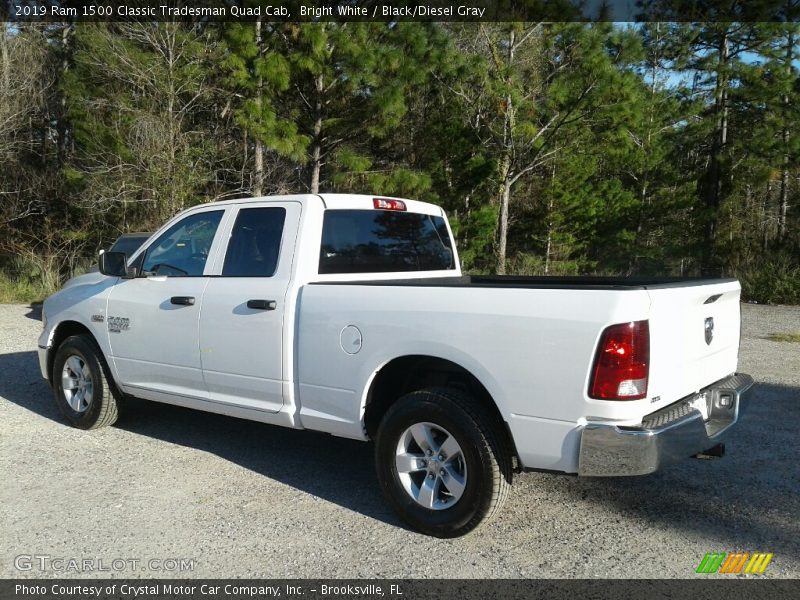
[696,552,773,574]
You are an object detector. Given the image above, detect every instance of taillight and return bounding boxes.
[589,320,649,400]
[373,198,406,211]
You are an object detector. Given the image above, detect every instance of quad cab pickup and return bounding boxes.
[38,194,754,537]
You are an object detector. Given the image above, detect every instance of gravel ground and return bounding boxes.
[1,302,798,579]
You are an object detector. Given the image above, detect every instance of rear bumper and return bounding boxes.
[578,373,754,476]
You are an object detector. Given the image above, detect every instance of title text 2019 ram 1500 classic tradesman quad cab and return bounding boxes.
[38,194,753,537]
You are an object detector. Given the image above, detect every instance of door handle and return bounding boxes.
[170,296,195,306]
[247,299,277,310]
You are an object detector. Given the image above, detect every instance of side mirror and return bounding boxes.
[99,251,134,278]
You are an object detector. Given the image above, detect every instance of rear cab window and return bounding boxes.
[319,210,455,275]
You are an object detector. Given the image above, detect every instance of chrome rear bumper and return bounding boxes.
[578,373,754,476]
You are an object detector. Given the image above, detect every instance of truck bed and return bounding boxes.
[298,274,742,455]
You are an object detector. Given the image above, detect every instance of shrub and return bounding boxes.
[737,254,800,305]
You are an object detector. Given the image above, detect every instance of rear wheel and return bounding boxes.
[375,387,512,537]
[52,334,121,429]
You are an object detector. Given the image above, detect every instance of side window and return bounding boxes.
[222,207,286,277]
[141,211,223,277]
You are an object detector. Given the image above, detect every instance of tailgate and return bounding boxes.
[646,280,742,406]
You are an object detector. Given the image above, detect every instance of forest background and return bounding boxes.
[1,13,798,303]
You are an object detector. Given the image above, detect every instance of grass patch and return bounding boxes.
[766,332,800,343]
[0,274,52,304]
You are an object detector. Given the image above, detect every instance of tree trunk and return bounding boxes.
[778,28,793,239]
[544,209,553,275]
[495,28,515,275]
[630,22,660,275]
[461,193,470,265]
[497,176,511,275]
[544,150,557,275]
[253,18,264,197]
[254,139,263,196]
[1,25,10,97]
[762,181,772,252]
[309,72,324,194]
[56,22,74,166]
[166,25,177,217]
[701,28,729,276]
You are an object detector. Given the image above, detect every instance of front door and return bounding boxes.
[106,207,226,400]
[199,202,301,413]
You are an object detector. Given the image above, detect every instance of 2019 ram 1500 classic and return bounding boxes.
[38,194,754,537]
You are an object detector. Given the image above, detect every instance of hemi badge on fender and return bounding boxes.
[91,314,105,322]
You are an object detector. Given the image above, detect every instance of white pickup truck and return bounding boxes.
[38,194,753,537]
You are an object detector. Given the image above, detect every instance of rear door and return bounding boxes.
[198,201,302,412]
[646,279,742,404]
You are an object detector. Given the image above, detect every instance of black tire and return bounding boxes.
[52,334,122,430]
[375,387,512,537]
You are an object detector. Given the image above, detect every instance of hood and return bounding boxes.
[62,270,108,290]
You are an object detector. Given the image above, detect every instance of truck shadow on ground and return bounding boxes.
[2,347,799,553]
[0,349,401,529]
[510,381,800,562]
[120,396,402,527]
[24,303,42,321]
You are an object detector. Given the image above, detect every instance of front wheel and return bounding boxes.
[52,334,122,429]
[375,387,512,537]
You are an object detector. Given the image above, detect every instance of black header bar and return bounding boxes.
[4,0,800,23]
[2,579,799,600]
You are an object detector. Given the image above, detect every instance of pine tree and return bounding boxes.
[623,22,698,274]
[679,20,774,274]
[222,9,308,196]
[757,19,800,241]
[274,22,442,194]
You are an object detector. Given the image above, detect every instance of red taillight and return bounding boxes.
[373,198,406,211]
[589,320,649,400]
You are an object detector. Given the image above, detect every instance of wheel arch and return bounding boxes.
[362,354,517,464]
[47,320,96,381]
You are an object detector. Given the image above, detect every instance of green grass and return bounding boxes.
[0,274,52,304]
[766,332,800,343]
